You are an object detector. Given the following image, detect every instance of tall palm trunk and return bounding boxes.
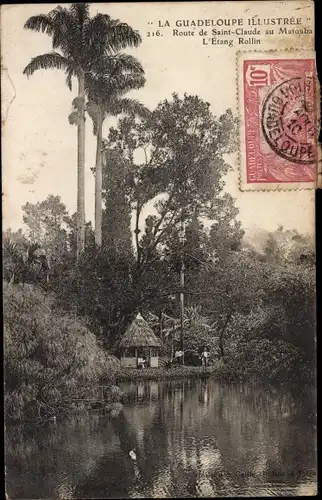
[94,103,103,247]
[77,70,86,259]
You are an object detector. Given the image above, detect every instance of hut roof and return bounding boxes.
[119,313,161,348]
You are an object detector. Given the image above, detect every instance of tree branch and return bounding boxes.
[135,200,142,266]
[152,190,175,239]
[219,310,232,357]
[139,208,179,270]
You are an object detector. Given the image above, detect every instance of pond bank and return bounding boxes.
[111,365,314,388]
[113,365,218,382]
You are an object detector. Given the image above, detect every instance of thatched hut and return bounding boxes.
[119,313,161,368]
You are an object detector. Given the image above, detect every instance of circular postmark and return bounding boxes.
[261,76,316,165]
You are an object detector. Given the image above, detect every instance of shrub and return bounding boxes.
[223,338,308,383]
[4,284,120,421]
[160,358,177,369]
[162,306,219,363]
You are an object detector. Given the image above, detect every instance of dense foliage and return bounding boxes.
[4,284,120,421]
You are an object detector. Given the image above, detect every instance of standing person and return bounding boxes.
[201,347,209,368]
[175,349,184,365]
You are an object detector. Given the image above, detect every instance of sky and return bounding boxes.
[1,2,315,236]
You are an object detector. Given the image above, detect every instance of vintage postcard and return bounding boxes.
[2,1,318,499]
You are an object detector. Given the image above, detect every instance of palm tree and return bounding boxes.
[3,238,49,285]
[85,54,150,246]
[23,3,142,258]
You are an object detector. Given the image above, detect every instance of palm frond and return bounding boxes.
[84,15,142,58]
[68,110,80,126]
[68,95,86,126]
[72,96,85,110]
[95,53,144,76]
[111,53,144,73]
[84,72,103,98]
[69,3,90,27]
[24,14,54,35]
[83,13,110,41]
[106,97,150,119]
[85,65,145,104]
[111,73,146,95]
[25,8,75,58]
[3,238,19,259]
[23,52,75,77]
[65,68,74,90]
[105,20,142,52]
[48,6,80,55]
[83,14,113,63]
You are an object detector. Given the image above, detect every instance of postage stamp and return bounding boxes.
[238,51,318,191]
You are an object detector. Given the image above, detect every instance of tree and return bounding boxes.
[103,96,238,318]
[22,195,70,266]
[264,226,315,266]
[101,148,133,255]
[85,55,149,246]
[201,230,315,381]
[200,250,266,357]
[263,260,315,364]
[23,3,141,257]
[52,246,135,350]
[107,94,238,267]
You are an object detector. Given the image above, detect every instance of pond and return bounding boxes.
[5,379,317,498]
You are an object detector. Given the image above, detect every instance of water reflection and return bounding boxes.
[6,380,316,498]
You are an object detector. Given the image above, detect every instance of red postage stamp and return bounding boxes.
[238,52,318,190]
